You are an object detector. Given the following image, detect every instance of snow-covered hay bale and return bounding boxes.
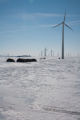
[40,57,46,60]
[6,58,15,62]
[16,58,37,63]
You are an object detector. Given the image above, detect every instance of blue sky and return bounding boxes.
[0,0,80,56]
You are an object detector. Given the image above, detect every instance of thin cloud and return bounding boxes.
[70,14,80,17]
[69,20,80,26]
[37,24,57,28]
[0,29,24,34]
[0,20,80,34]
[0,23,57,34]
[0,23,58,34]
[19,12,80,19]
[34,13,63,17]
[16,13,63,20]
[17,13,80,20]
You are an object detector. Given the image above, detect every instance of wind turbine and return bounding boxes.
[44,48,47,57]
[53,11,72,59]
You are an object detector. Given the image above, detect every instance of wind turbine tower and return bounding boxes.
[44,48,47,57]
[53,11,72,59]
[51,49,53,57]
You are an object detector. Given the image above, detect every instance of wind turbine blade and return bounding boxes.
[64,9,66,22]
[52,22,62,28]
[65,23,72,30]
[65,9,66,17]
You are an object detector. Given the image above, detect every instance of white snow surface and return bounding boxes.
[0,57,80,120]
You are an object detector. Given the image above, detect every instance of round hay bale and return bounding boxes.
[6,58,15,62]
[17,58,37,63]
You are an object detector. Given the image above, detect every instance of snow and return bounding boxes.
[0,57,80,120]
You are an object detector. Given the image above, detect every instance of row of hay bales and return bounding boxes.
[6,58,37,63]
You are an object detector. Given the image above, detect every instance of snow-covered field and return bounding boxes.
[0,57,80,120]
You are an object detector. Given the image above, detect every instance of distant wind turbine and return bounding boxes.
[44,48,47,57]
[52,11,72,59]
